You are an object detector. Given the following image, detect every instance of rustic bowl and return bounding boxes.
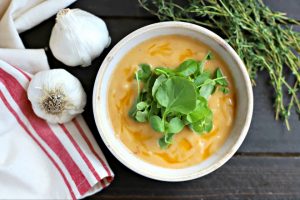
[93,21,253,181]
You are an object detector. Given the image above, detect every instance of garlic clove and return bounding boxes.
[49,8,110,67]
[27,69,86,124]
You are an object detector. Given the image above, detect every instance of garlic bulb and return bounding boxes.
[27,69,86,124]
[49,8,110,67]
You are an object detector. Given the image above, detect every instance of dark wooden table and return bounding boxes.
[21,1,300,199]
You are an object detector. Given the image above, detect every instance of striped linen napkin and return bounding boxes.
[0,60,114,199]
[0,0,114,199]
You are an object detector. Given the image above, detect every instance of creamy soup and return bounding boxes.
[108,35,236,168]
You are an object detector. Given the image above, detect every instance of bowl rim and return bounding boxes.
[92,21,253,182]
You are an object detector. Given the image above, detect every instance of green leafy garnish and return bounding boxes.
[199,79,216,99]
[136,63,151,81]
[215,68,228,86]
[159,134,174,149]
[167,117,185,134]
[195,71,211,86]
[155,77,197,114]
[129,55,229,149]
[136,101,148,110]
[175,59,198,77]
[135,110,148,122]
[152,75,167,96]
[150,115,164,132]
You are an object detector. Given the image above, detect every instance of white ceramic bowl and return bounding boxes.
[93,22,253,182]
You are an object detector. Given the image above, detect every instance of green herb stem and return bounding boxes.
[135,71,141,102]
[196,76,227,88]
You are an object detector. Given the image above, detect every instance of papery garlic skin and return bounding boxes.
[49,8,110,67]
[27,69,87,124]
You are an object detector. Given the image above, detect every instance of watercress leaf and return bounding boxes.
[158,133,176,149]
[196,96,208,106]
[215,68,228,86]
[167,117,184,133]
[204,119,213,132]
[190,120,204,134]
[128,98,138,118]
[150,115,164,133]
[220,86,230,94]
[199,80,215,99]
[197,52,212,74]
[152,74,167,97]
[175,59,197,77]
[164,133,175,144]
[136,101,148,111]
[158,136,169,149]
[156,76,197,114]
[135,110,148,122]
[194,71,211,86]
[187,97,211,123]
[137,63,151,81]
[190,114,213,135]
[154,67,175,76]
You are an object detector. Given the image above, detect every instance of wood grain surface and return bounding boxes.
[19,0,300,199]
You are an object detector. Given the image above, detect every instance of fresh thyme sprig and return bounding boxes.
[138,0,300,130]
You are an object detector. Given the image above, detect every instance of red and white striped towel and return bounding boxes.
[0,60,114,199]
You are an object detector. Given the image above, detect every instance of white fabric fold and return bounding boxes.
[0,48,48,73]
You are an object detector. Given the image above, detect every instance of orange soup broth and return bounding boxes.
[108,35,236,168]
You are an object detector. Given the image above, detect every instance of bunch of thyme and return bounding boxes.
[138,0,300,130]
